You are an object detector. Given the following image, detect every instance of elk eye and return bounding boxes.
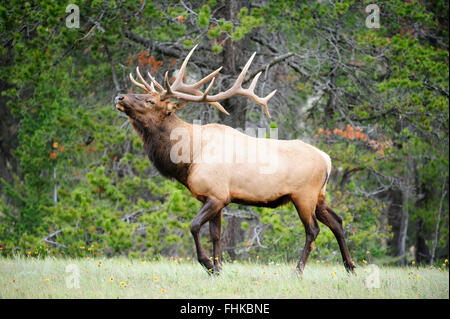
[146,100,155,105]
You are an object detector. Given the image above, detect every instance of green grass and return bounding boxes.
[0,256,448,299]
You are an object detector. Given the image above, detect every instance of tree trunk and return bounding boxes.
[397,186,409,265]
[415,218,431,264]
[0,45,19,188]
[216,0,250,260]
[217,0,250,129]
[430,179,447,265]
[397,158,414,266]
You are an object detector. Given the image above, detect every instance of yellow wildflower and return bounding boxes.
[160,289,166,293]
[109,277,114,282]
[120,281,126,287]
[44,278,49,282]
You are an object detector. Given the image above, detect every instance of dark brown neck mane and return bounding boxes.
[130,114,192,187]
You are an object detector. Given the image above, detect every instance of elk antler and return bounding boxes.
[159,44,228,115]
[162,45,276,118]
[129,46,228,115]
[130,67,158,93]
[130,45,276,118]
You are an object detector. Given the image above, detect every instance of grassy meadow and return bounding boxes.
[0,256,448,299]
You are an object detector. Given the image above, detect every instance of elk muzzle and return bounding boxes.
[115,94,128,112]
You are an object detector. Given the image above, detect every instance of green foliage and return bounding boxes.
[197,5,211,28]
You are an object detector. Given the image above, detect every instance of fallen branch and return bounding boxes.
[42,229,68,249]
[121,207,157,223]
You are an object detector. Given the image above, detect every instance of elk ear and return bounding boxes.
[166,101,188,115]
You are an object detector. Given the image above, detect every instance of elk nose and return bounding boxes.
[115,95,124,104]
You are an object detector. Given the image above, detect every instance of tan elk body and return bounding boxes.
[185,124,331,205]
[115,45,355,275]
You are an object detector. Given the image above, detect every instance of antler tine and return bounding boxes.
[162,71,173,100]
[209,101,230,115]
[136,67,156,93]
[146,72,164,92]
[248,71,263,92]
[170,44,223,92]
[129,73,148,92]
[191,67,223,89]
[234,52,257,88]
[171,44,198,90]
[202,77,216,99]
[239,70,276,118]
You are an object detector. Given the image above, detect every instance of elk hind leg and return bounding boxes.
[315,200,356,273]
[209,210,223,274]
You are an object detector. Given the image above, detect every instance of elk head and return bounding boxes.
[115,44,277,124]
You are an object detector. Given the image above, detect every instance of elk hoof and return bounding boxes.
[344,261,357,275]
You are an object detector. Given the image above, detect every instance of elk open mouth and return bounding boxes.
[116,103,125,112]
[116,103,130,113]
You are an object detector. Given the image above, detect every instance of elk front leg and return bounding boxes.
[209,211,223,274]
[191,198,223,274]
[297,218,320,274]
[292,196,320,275]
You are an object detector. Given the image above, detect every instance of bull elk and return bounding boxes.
[114,44,355,275]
